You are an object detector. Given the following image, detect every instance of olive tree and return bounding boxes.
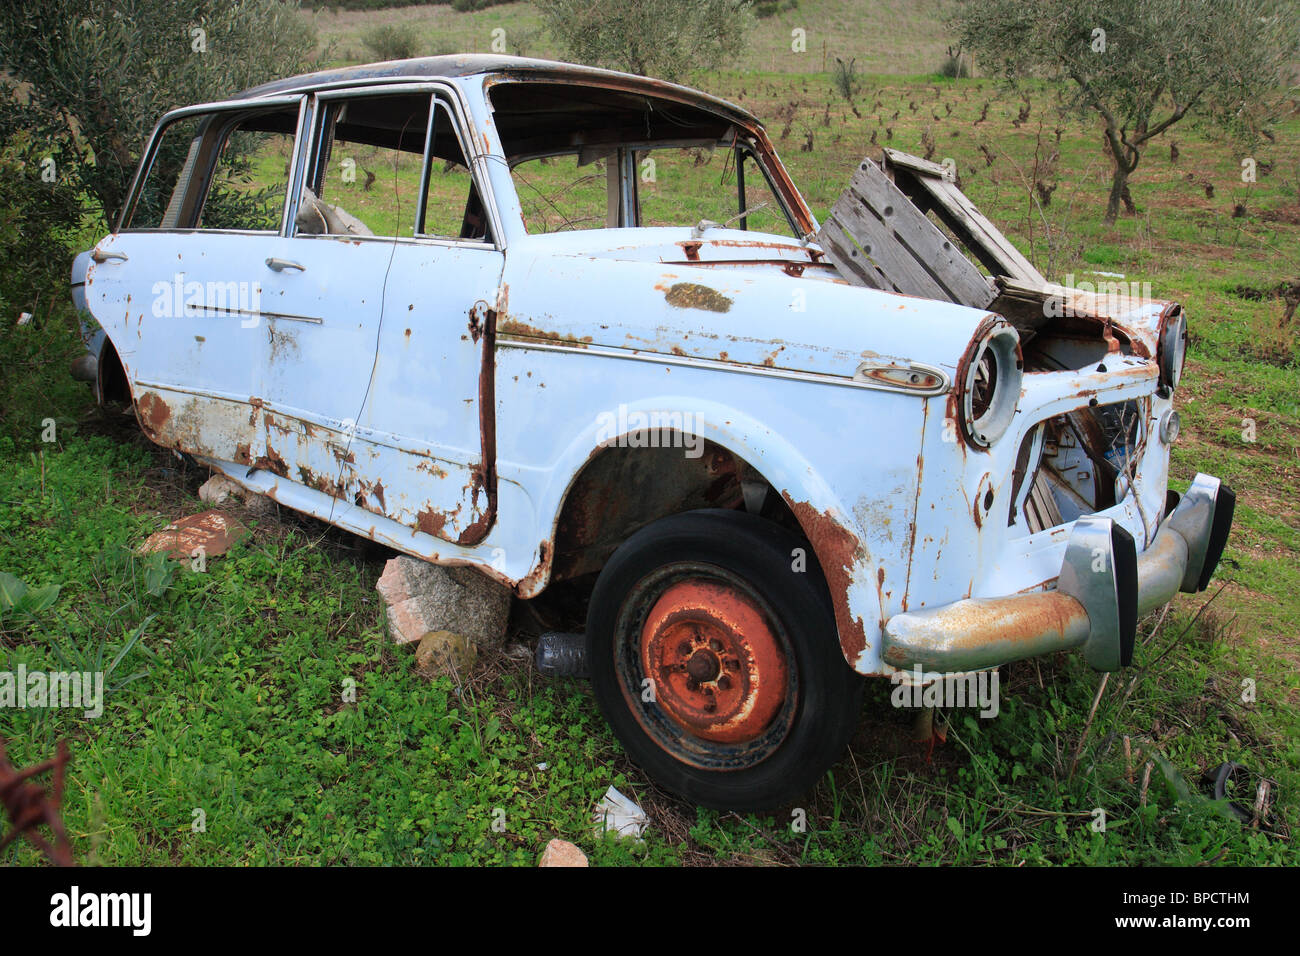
[0,0,316,226]
[535,0,755,82]
[953,0,1300,222]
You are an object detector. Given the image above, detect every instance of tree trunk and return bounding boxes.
[1104,165,1129,224]
[1104,147,1140,224]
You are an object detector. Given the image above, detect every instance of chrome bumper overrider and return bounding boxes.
[883,473,1236,673]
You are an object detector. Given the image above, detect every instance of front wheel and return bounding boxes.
[586,509,864,811]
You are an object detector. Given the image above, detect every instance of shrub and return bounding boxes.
[831,56,860,102]
[361,24,422,61]
[754,0,797,18]
[938,53,971,78]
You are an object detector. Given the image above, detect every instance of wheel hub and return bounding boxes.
[640,579,788,744]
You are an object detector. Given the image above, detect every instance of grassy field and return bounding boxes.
[311,0,953,75]
[1,1,1298,866]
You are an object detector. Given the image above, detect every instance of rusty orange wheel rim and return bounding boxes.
[639,578,789,746]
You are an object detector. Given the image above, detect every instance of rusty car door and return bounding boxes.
[351,93,505,545]
[87,96,307,465]
[254,87,504,545]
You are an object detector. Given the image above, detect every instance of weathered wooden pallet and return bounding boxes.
[817,157,997,308]
[882,147,1046,287]
[816,148,1048,309]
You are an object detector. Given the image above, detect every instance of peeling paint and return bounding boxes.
[664,282,733,313]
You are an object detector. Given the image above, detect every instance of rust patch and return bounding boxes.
[139,510,249,561]
[454,303,499,546]
[416,458,449,479]
[680,240,702,261]
[264,413,292,437]
[517,540,553,595]
[468,302,487,343]
[497,317,592,346]
[664,282,733,313]
[234,443,252,465]
[782,494,867,663]
[297,465,338,497]
[253,445,288,478]
[135,392,171,437]
[416,508,447,538]
[456,471,492,545]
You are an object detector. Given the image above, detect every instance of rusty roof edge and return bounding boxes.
[234,54,760,125]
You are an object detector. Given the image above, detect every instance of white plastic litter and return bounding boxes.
[593,785,648,840]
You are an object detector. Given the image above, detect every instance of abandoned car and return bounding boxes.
[70,56,1234,810]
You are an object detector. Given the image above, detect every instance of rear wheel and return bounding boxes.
[586,509,863,810]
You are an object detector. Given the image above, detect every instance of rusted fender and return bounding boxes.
[517,395,916,674]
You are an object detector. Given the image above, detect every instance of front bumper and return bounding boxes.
[882,473,1235,673]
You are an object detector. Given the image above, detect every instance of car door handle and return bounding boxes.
[265,257,306,273]
[91,249,128,263]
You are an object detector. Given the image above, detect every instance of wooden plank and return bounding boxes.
[817,217,887,290]
[817,160,995,307]
[1024,472,1063,533]
[920,176,1045,285]
[881,147,953,181]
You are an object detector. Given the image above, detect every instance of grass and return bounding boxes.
[3,434,1293,865]
[2,2,1298,866]
[1,430,1292,864]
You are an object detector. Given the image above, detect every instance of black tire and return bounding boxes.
[586,508,864,811]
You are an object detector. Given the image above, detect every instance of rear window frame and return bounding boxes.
[117,94,308,235]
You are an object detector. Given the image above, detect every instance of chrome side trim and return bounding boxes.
[497,336,951,396]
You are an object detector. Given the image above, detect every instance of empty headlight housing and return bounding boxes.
[1158,307,1187,390]
[959,317,1022,447]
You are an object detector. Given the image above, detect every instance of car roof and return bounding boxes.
[234,54,760,128]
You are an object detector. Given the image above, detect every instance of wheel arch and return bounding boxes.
[521,400,880,671]
[97,335,133,406]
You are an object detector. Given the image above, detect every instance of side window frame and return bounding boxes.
[291,83,501,250]
[414,97,494,246]
[117,94,307,235]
